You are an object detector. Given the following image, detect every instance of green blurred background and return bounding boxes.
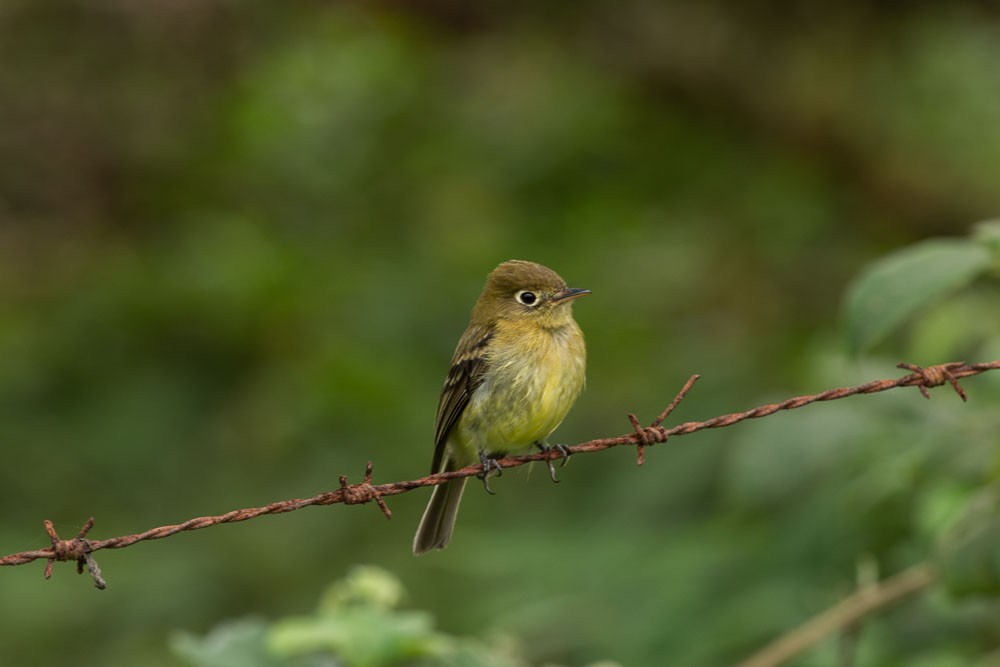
[2,1,999,665]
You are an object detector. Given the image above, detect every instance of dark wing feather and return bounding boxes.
[431,324,493,473]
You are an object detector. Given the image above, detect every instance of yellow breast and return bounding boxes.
[456,319,586,456]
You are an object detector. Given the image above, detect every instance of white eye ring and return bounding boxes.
[516,290,539,306]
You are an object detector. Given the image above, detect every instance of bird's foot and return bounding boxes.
[477,451,503,495]
[534,442,572,483]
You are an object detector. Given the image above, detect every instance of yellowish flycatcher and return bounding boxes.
[413,260,589,554]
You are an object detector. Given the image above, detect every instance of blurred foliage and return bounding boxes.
[843,221,1000,353]
[1,1,1000,666]
[173,565,622,667]
[940,485,1000,599]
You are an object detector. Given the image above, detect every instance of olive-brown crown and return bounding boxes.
[471,260,586,326]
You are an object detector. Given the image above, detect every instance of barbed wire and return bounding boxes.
[2,360,997,588]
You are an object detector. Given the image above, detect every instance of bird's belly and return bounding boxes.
[456,333,585,454]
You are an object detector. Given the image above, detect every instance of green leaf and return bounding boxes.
[843,238,992,353]
[269,567,448,667]
[319,565,406,612]
[973,219,1000,261]
[171,618,285,667]
[269,607,444,667]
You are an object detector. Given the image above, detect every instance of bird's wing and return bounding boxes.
[431,323,493,474]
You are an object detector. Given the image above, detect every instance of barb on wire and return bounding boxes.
[40,517,105,589]
[2,360,997,588]
[897,361,968,401]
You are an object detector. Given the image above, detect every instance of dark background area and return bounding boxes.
[2,1,999,665]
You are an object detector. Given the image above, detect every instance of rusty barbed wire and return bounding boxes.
[2,360,997,588]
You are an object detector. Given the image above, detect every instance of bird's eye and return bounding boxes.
[516,290,538,306]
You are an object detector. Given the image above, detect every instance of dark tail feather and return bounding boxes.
[413,477,467,555]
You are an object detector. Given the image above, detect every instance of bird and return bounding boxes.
[413,259,589,554]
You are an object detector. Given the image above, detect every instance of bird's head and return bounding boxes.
[473,260,590,328]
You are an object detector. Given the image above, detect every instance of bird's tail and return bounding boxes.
[413,475,467,555]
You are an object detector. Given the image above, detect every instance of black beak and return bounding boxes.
[551,287,591,305]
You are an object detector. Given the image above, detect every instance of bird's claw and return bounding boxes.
[535,442,572,483]
[477,452,502,495]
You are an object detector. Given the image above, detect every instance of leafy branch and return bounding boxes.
[737,562,937,667]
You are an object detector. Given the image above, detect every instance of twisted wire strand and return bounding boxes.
[2,360,996,588]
